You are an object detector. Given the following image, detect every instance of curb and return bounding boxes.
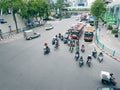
[95,40,120,62]
[0,34,18,41]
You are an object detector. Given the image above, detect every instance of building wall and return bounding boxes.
[76,0,88,6]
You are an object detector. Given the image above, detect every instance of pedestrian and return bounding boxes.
[8,25,12,35]
[0,29,3,39]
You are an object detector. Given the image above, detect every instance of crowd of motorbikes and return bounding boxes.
[43,32,104,66]
[43,32,117,86]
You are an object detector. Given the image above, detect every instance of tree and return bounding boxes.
[20,0,50,25]
[55,0,64,16]
[0,0,25,33]
[90,0,106,22]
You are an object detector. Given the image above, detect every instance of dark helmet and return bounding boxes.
[55,35,57,38]
[76,51,79,54]
[100,52,103,54]
[80,56,83,59]
[110,73,113,76]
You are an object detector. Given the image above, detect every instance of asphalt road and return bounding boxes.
[0,16,120,90]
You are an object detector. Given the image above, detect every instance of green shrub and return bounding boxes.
[111,29,118,34]
[108,24,113,30]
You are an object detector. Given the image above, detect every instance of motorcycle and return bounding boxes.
[86,59,91,67]
[75,53,79,61]
[97,55,103,63]
[58,33,61,39]
[92,51,97,59]
[44,47,50,55]
[100,71,117,86]
[69,47,74,53]
[81,48,85,53]
[79,59,84,67]
[81,45,85,53]
[54,43,59,49]
[60,35,64,41]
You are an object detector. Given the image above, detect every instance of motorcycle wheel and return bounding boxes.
[79,62,83,67]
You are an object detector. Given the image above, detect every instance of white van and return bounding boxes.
[24,30,40,40]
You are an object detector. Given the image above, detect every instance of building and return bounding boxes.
[76,0,88,6]
[104,0,113,4]
[107,0,120,29]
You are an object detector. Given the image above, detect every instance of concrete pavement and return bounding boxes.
[95,22,120,61]
[0,16,120,90]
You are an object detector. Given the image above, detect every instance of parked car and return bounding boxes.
[24,30,40,40]
[44,24,54,30]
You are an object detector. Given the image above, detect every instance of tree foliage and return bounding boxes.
[90,0,106,21]
[20,0,50,20]
[0,0,24,33]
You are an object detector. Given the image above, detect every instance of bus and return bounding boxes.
[84,26,94,41]
[70,23,84,39]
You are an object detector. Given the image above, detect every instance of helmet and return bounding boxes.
[55,35,57,38]
[110,73,113,76]
[82,44,84,47]
[44,43,48,46]
[80,56,83,59]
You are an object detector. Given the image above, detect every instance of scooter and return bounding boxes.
[101,78,117,86]
[92,51,97,59]
[58,33,61,39]
[86,59,91,67]
[81,48,85,53]
[81,45,85,53]
[44,47,50,55]
[101,71,117,86]
[79,59,84,67]
[97,55,103,63]
[54,43,59,49]
[75,54,79,61]
[69,47,74,53]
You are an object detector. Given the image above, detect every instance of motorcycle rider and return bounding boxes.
[98,52,103,57]
[69,41,74,52]
[110,73,114,82]
[52,37,55,45]
[79,56,84,62]
[75,51,80,60]
[54,38,59,48]
[60,35,64,41]
[58,33,61,38]
[92,48,97,57]
[76,39,79,46]
[87,55,92,63]
[44,43,50,54]
[81,44,85,51]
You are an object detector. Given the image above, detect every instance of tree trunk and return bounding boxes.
[13,13,19,33]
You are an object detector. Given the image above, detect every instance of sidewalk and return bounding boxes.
[95,22,120,61]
